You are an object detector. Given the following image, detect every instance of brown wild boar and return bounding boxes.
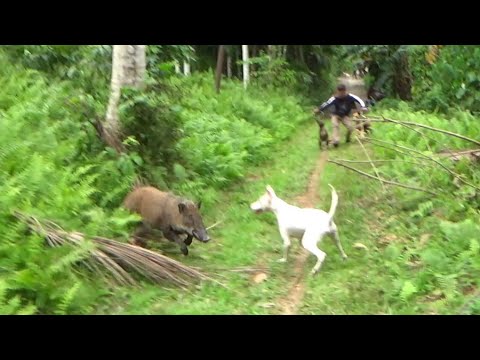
[123,186,210,256]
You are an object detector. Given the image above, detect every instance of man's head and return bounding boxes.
[335,84,347,98]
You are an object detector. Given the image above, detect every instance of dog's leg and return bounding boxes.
[277,228,291,263]
[332,230,348,260]
[302,231,327,275]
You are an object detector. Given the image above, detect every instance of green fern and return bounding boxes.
[410,201,434,218]
[55,282,82,315]
[400,281,418,302]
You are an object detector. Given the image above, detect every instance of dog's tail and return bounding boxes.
[327,184,338,224]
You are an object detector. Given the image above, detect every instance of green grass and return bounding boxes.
[300,142,480,315]
[4,50,477,314]
[95,122,322,314]
[96,115,480,315]
[300,143,397,314]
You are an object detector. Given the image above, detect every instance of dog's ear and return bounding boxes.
[266,185,276,198]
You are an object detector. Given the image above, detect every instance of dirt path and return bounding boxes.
[277,151,328,314]
[276,76,365,315]
[344,77,368,100]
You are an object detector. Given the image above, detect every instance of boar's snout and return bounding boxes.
[193,229,210,243]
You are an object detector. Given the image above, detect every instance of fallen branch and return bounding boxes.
[393,121,434,153]
[365,137,480,192]
[206,220,224,231]
[363,140,426,160]
[371,116,462,160]
[355,135,386,192]
[331,159,435,168]
[366,117,480,147]
[13,211,221,288]
[443,148,480,155]
[439,149,480,161]
[327,160,440,196]
[210,267,268,273]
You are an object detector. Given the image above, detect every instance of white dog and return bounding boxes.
[250,184,347,275]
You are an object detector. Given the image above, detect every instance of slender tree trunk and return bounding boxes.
[183,61,191,76]
[268,45,274,60]
[393,51,413,101]
[242,45,249,89]
[251,45,257,72]
[299,45,305,64]
[215,45,226,93]
[104,45,146,153]
[227,55,232,78]
[174,60,181,74]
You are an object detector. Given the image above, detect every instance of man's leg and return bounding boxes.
[342,116,354,143]
[331,116,341,147]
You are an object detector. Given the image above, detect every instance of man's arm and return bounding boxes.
[313,96,335,114]
[349,93,368,112]
[317,96,335,113]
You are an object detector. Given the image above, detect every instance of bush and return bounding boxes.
[154,74,311,194]
[0,49,318,313]
[365,104,480,313]
[410,46,480,113]
[0,53,138,314]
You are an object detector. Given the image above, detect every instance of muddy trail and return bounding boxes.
[276,76,366,315]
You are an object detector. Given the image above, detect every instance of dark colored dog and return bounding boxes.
[316,118,330,149]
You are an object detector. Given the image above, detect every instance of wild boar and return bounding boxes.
[123,186,210,255]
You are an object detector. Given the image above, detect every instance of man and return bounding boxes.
[314,84,368,147]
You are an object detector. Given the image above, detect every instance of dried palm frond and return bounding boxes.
[13,211,219,288]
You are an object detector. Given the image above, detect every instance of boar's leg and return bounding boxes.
[169,224,193,246]
[132,223,151,247]
[163,228,189,256]
[184,235,193,246]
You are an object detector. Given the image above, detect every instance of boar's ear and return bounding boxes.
[178,202,187,213]
[197,201,202,210]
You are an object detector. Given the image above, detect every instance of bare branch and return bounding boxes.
[366,117,480,147]
[330,159,435,167]
[365,137,480,192]
[206,220,224,231]
[355,136,386,192]
[327,160,440,196]
[373,116,462,159]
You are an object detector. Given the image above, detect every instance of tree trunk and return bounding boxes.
[174,60,181,74]
[183,61,191,76]
[393,51,413,101]
[227,55,232,78]
[215,45,226,93]
[242,45,249,89]
[104,45,146,153]
[268,45,274,60]
[299,45,305,64]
